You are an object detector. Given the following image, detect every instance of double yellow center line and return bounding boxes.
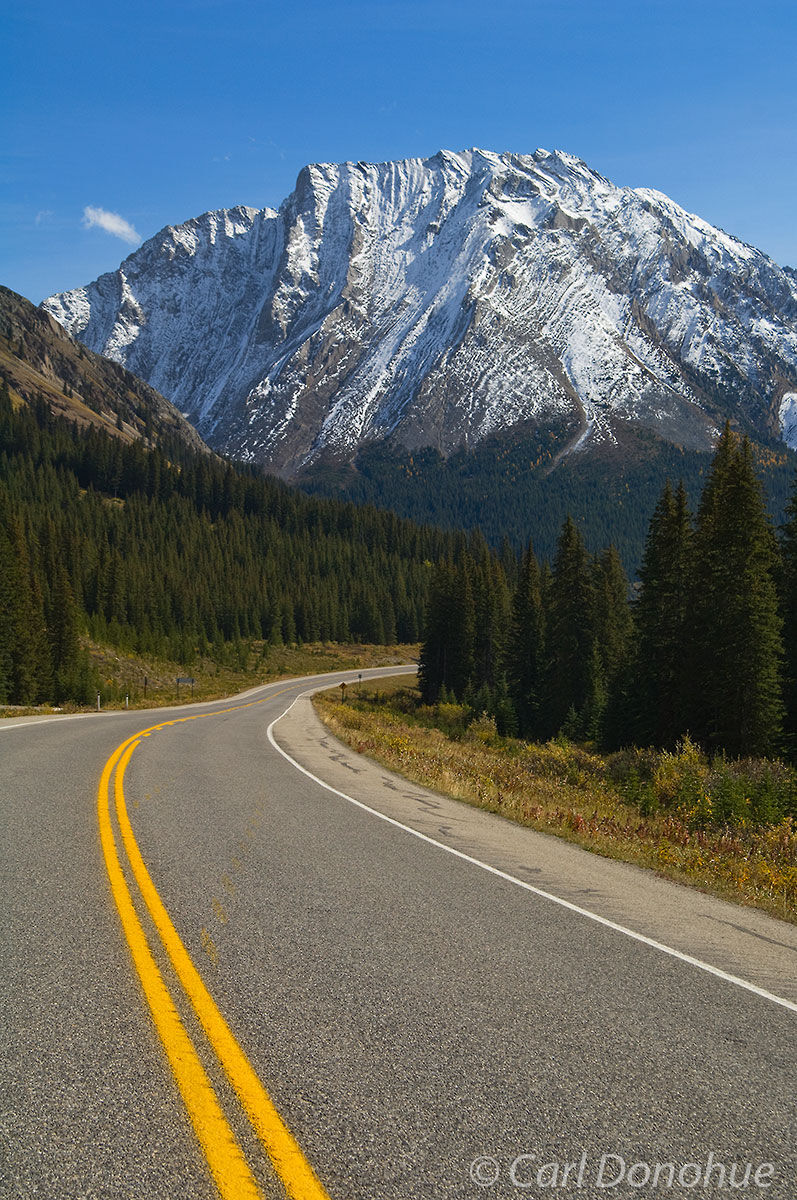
[97,693,331,1200]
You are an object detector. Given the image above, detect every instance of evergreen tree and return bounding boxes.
[544,516,594,736]
[0,521,16,703]
[498,535,519,589]
[47,556,81,701]
[690,428,784,756]
[12,518,52,702]
[508,540,545,738]
[780,474,797,750]
[418,560,475,702]
[592,547,633,681]
[591,545,633,745]
[580,639,608,743]
[632,480,693,747]
[472,556,511,692]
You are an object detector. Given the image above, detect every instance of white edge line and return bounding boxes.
[0,666,415,733]
[0,712,100,731]
[267,689,797,1018]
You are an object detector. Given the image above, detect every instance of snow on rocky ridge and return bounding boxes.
[43,149,797,474]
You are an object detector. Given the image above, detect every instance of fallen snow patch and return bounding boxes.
[779,393,797,449]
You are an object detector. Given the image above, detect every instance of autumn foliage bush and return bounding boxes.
[315,685,797,921]
[608,735,797,828]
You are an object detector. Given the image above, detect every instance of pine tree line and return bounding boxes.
[4,373,795,757]
[0,380,467,705]
[302,427,797,572]
[420,424,794,759]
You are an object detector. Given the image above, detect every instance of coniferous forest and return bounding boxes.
[0,379,465,706]
[5,366,797,770]
[419,422,797,761]
[300,425,797,572]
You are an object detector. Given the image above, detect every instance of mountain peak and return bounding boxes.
[42,148,797,474]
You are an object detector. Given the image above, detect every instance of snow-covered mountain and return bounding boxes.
[43,149,797,476]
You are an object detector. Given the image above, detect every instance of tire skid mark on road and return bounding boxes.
[98,685,333,1200]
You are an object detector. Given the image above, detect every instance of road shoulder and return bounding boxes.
[273,689,797,1006]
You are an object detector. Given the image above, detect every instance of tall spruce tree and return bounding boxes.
[544,516,594,736]
[418,560,475,702]
[780,475,797,751]
[591,545,633,745]
[690,427,783,756]
[592,546,633,682]
[0,520,17,703]
[12,517,52,702]
[508,540,545,738]
[472,556,511,692]
[579,638,608,743]
[633,480,693,747]
[0,499,51,704]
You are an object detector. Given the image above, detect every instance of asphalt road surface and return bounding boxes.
[1,668,795,1200]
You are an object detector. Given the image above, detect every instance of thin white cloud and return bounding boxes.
[82,205,141,246]
[35,210,54,225]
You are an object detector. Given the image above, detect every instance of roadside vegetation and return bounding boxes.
[6,319,797,920]
[418,425,793,762]
[0,639,417,715]
[331,423,792,923]
[314,679,797,923]
[0,377,448,708]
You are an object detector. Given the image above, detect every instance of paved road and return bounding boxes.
[1,669,795,1199]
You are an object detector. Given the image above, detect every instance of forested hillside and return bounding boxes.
[0,380,461,705]
[419,424,797,761]
[300,426,797,572]
[6,348,797,759]
[0,285,208,458]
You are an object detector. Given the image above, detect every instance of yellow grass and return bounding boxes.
[314,684,797,924]
[0,642,419,716]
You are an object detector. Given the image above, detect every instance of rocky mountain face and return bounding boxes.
[42,149,797,477]
[1,285,210,456]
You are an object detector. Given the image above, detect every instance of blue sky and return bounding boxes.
[3,0,796,303]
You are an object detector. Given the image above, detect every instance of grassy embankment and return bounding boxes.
[314,677,797,924]
[0,640,419,716]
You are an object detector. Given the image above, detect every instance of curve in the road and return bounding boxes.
[268,688,797,1020]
